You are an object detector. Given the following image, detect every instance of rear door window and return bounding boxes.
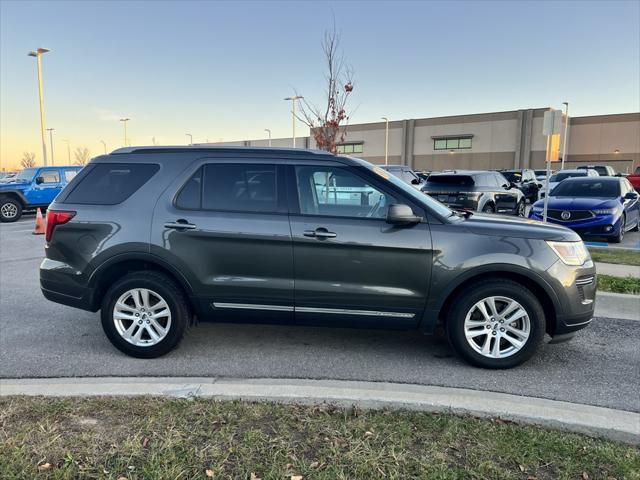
[202,163,277,213]
[63,169,79,183]
[64,163,159,205]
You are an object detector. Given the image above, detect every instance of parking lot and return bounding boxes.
[1,215,639,413]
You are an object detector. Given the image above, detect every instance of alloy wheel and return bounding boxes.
[463,296,531,359]
[1,202,18,219]
[113,288,172,347]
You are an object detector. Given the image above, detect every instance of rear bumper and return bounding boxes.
[40,258,98,312]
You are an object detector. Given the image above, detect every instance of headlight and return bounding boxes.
[532,206,543,213]
[593,209,616,215]
[546,240,590,266]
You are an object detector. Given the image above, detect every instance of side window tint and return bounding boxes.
[175,168,202,209]
[202,163,277,213]
[295,166,397,219]
[64,163,159,205]
[40,170,60,183]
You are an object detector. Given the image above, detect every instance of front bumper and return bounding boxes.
[528,212,622,238]
[545,259,596,337]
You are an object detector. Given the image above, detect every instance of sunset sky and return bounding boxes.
[1,0,639,170]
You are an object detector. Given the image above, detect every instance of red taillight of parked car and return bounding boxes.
[45,210,76,242]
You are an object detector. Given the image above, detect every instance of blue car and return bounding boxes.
[529,176,640,243]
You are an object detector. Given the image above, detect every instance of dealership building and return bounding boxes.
[216,108,640,173]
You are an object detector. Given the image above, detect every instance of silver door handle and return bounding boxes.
[164,221,197,230]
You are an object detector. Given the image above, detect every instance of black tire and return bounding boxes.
[610,215,625,243]
[515,200,526,217]
[100,271,191,358]
[0,197,22,222]
[482,203,495,214]
[446,279,545,369]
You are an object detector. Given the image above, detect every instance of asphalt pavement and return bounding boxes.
[1,217,639,413]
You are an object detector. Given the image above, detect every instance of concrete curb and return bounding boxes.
[595,262,640,278]
[1,377,638,444]
[595,291,640,321]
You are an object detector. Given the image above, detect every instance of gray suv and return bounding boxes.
[40,147,596,368]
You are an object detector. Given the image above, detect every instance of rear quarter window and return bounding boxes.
[63,163,159,205]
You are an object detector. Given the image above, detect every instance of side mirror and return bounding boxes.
[537,183,543,188]
[411,178,420,185]
[625,191,638,200]
[503,183,511,189]
[35,176,44,185]
[386,204,422,225]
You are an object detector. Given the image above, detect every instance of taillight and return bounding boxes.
[45,210,76,242]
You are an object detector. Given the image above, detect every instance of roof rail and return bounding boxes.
[110,145,331,156]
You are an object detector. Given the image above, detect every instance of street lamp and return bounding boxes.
[62,139,71,163]
[381,117,389,165]
[28,47,50,166]
[561,102,569,170]
[284,96,303,148]
[264,128,272,147]
[100,140,107,154]
[119,118,130,146]
[186,133,193,145]
[46,128,55,165]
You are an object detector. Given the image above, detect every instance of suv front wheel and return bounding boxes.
[446,279,545,368]
[101,271,191,358]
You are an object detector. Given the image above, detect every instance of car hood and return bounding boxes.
[461,213,580,241]
[532,197,619,210]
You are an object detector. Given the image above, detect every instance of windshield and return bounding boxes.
[551,180,620,198]
[359,163,454,218]
[501,171,521,182]
[549,171,586,182]
[12,168,37,182]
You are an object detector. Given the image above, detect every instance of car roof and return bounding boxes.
[562,176,619,183]
[431,170,489,176]
[555,169,588,173]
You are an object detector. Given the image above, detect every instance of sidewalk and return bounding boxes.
[1,377,638,444]
[596,262,640,278]
[595,291,640,321]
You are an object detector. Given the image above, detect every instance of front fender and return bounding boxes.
[0,189,28,205]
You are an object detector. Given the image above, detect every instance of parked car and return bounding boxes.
[41,146,596,369]
[415,170,431,182]
[500,169,540,203]
[539,168,599,198]
[627,166,640,192]
[421,170,526,216]
[379,165,423,189]
[534,169,554,182]
[577,165,615,177]
[0,165,82,222]
[529,176,639,243]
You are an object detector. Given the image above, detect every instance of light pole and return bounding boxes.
[46,128,55,165]
[119,118,130,146]
[284,95,303,147]
[62,139,71,163]
[100,140,107,154]
[186,133,193,145]
[264,128,272,147]
[561,102,569,170]
[382,117,389,165]
[28,48,50,166]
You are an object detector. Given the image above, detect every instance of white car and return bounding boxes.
[539,168,599,198]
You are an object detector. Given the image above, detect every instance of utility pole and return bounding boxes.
[100,140,107,154]
[561,102,569,170]
[186,133,193,145]
[264,128,272,147]
[28,48,50,166]
[119,118,130,146]
[62,139,71,163]
[284,96,303,147]
[382,117,389,165]
[46,128,55,165]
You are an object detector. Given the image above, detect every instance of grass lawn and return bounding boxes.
[1,397,638,479]
[598,274,640,295]
[589,247,640,266]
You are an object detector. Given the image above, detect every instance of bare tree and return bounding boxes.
[20,152,36,168]
[74,147,91,166]
[296,25,354,154]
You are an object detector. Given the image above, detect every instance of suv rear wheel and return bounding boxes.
[446,279,545,368]
[0,197,22,222]
[100,271,191,358]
